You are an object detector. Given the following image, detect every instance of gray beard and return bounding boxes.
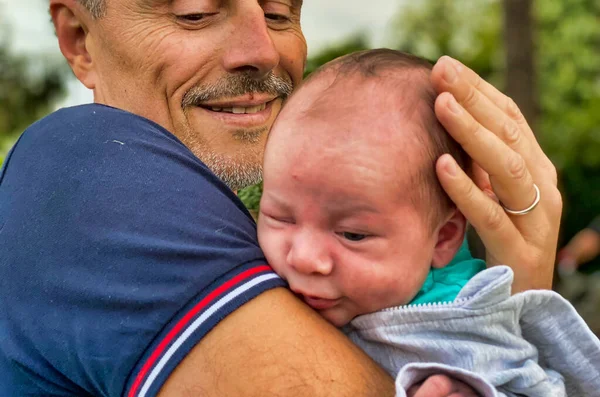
[201,150,263,191]
[179,71,292,190]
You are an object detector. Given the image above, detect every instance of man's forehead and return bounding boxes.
[134,0,170,8]
[136,0,169,5]
[136,0,303,6]
[261,0,304,7]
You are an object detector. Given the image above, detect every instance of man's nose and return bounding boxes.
[222,4,280,79]
[286,232,334,276]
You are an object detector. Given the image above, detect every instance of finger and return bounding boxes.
[431,57,553,186]
[436,154,526,266]
[471,162,491,192]
[431,56,536,143]
[410,375,480,397]
[435,93,538,213]
[409,375,454,397]
[433,60,536,165]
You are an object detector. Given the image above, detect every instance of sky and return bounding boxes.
[1,0,402,107]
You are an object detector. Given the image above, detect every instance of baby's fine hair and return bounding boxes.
[305,49,472,228]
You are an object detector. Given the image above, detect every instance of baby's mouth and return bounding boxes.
[300,295,341,311]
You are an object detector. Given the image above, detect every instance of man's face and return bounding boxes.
[257,77,438,327]
[85,0,307,190]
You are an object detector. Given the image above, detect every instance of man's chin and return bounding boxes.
[201,153,264,191]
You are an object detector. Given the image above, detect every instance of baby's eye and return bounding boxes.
[268,215,295,224]
[341,232,367,242]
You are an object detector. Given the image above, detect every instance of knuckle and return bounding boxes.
[472,74,483,90]
[462,178,478,201]
[506,97,525,123]
[458,123,482,153]
[503,119,521,147]
[486,203,506,231]
[462,86,479,109]
[547,188,564,215]
[545,161,559,186]
[506,154,528,181]
[467,121,482,141]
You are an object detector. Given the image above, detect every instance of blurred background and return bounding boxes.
[1,0,599,329]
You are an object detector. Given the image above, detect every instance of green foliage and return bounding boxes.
[304,34,371,77]
[238,182,263,211]
[388,0,503,86]
[0,47,67,137]
[536,0,600,170]
[0,16,68,165]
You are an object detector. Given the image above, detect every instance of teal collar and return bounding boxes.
[409,238,486,305]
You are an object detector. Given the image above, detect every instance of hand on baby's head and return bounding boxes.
[257,49,469,326]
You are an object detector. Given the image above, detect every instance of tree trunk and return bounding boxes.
[503,0,537,132]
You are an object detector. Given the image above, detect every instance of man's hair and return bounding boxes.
[78,0,106,19]
[305,49,471,229]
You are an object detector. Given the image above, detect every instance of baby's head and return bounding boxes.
[257,49,471,326]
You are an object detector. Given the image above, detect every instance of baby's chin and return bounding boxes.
[319,307,356,328]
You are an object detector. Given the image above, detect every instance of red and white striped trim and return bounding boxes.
[127,265,279,397]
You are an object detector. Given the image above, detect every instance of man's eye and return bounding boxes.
[265,13,290,22]
[177,13,216,22]
[341,232,367,242]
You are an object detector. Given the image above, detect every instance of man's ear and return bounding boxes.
[431,209,467,269]
[50,0,96,89]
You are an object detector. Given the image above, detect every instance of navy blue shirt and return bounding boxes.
[0,104,285,396]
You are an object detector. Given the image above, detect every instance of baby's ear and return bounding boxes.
[431,209,467,269]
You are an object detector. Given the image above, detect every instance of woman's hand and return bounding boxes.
[407,375,481,397]
[431,56,562,293]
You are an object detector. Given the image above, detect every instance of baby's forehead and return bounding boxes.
[282,71,430,150]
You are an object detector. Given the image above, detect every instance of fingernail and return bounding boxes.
[443,63,458,84]
[447,95,462,114]
[445,158,457,176]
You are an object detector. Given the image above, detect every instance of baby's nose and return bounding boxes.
[287,234,333,276]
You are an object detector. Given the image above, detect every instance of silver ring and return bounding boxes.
[501,184,541,216]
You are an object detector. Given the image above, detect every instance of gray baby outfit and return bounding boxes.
[344,266,600,397]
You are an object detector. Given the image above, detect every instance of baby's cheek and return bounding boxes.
[257,224,282,269]
[369,275,415,309]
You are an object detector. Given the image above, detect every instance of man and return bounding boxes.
[0,1,562,396]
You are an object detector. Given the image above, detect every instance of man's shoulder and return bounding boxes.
[23,103,184,153]
[1,102,253,242]
[7,103,217,193]
[0,107,274,397]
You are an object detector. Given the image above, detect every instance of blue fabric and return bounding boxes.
[0,104,285,397]
[410,239,486,305]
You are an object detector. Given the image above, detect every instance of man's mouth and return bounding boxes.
[193,96,279,128]
[204,103,267,114]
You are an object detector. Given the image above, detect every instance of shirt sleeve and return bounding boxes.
[0,104,285,397]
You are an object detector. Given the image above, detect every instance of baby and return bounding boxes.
[257,49,600,397]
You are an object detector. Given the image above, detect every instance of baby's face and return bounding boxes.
[257,86,439,326]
